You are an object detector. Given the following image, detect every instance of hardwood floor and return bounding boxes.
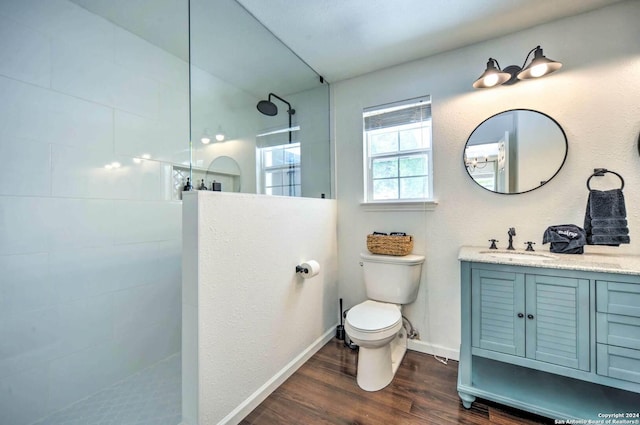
[241,338,553,425]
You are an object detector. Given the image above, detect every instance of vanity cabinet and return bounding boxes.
[472,269,590,371]
[458,252,640,421]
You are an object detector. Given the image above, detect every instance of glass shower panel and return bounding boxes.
[189,0,331,199]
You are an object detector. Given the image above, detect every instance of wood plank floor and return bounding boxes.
[241,338,553,425]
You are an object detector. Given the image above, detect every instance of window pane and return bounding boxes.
[399,126,431,151]
[369,132,398,155]
[284,146,300,164]
[400,176,428,199]
[267,147,284,166]
[265,170,283,187]
[372,158,398,179]
[373,179,398,200]
[399,155,427,177]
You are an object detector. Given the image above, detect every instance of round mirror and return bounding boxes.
[464,109,567,194]
[205,156,241,192]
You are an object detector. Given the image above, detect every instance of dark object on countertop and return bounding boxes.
[543,225,586,254]
[488,239,498,250]
[211,180,222,191]
[372,231,388,235]
[390,232,407,236]
[525,242,536,251]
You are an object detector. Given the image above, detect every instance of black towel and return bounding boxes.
[584,189,630,246]
[543,224,586,254]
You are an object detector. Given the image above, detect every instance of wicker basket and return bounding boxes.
[366,234,413,256]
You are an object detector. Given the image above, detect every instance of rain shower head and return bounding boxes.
[257,99,278,116]
[256,93,295,116]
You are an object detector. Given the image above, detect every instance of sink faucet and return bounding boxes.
[507,227,516,250]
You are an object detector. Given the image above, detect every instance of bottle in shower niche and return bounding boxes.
[183,177,192,192]
[211,180,222,191]
[198,179,207,190]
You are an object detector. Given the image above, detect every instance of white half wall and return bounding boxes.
[182,191,338,425]
[333,0,640,361]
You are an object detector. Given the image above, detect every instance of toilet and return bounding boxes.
[345,252,425,391]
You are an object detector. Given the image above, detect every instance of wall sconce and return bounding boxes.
[201,128,212,144]
[214,126,225,142]
[472,45,562,89]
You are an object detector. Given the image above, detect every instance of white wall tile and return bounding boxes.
[0,366,49,425]
[49,246,121,303]
[113,66,160,119]
[112,200,181,244]
[0,138,51,197]
[113,281,180,339]
[0,253,52,316]
[0,0,114,56]
[58,294,114,353]
[112,318,180,379]
[114,110,168,159]
[46,198,115,250]
[51,144,124,199]
[0,196,49,255]
[0,14,50,88]
[0,307,60,381]
[110,156,164,201]
[51,39,116,106]
[0,76,113,153]
[112,241,180,291]
[48,342,121,412]
[114,27,188,87]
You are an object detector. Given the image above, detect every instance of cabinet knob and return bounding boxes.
[527,314,534,320]
[517,313,524,318]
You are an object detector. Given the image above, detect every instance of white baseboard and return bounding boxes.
[219,325,337,425]
[407,339,460,361]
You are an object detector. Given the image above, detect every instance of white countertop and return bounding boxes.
[458,246,640,275]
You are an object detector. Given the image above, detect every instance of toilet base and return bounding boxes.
[356,329,407,391]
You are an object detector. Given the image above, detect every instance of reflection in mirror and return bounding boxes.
[206,156,241,192]
[464,109,567,194]
[190,0,331,199]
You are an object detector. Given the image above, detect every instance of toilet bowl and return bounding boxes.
[345,300,406,391]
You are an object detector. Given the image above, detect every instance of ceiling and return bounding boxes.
[71,0,624,88]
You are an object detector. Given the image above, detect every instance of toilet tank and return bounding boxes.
[360,253,425,304]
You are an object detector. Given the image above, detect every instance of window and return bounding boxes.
[363,96,433,202]
[259,142,301,196]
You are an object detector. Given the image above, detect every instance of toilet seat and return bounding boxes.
[346,300,402,335]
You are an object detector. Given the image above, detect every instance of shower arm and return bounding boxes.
[268,93,294,143]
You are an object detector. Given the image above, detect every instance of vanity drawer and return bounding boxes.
[597,344,640,384]
[596,281,640,318]
[597,313,640,350]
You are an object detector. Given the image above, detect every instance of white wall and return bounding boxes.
[333,0,640,360]
[0,1,187,424]
[182,191,338,425]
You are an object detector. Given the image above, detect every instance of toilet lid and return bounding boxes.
[347,300,402,332]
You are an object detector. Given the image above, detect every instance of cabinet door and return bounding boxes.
[472,269,525,356]
[525,274,590,371]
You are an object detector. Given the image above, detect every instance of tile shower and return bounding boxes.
[0,1,186,424]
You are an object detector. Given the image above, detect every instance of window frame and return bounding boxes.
[363,96,434,204]
[259,142,302,197]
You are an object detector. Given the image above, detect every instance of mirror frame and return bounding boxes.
[464,108,568,195]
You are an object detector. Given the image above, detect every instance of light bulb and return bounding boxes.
[215,133,225,142]
[530,63,548,78]
[483,73,499,87]
[201,136,211,144]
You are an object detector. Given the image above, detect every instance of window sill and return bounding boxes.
[360,200,438,212]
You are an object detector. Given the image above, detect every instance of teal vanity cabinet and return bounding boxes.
[458,247,640,420]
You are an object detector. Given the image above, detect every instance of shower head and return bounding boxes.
[257,99,278,116]
[256,93,295,116]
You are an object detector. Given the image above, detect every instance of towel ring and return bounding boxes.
[586,168,624,190]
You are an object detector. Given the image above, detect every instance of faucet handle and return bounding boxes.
[525,241,536,252]
[489,239,499,250]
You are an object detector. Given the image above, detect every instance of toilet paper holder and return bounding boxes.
[295,265,309,274]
